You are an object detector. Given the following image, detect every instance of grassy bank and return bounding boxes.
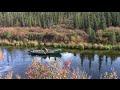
[0,39,120,50]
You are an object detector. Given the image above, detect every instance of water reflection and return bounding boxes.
[0,48,120,78]
[33,52,120,74]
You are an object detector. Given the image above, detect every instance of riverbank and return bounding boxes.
[0,26,120,50]
[0,39,120,50]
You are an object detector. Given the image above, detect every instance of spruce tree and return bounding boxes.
[100,13,107,30]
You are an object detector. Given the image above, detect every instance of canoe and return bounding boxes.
[28,49,62,55]
[30,53,62,59]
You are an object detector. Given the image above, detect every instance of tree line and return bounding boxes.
[0,12,120,30]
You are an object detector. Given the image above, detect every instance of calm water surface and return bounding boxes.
[0,47,120,79]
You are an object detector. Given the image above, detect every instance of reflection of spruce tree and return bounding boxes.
[11,51,13,63]
[80,54,84,67]
[110,55,117,65]
[89,57,92,70]
[22,51,26,62]
[99,55,103,72]
[55,57,56,60]
[7,51,10,65]
[88,54,94,61]
[74,53,76,56]
[9,51,13,63]
[111,56,113,65]
[105,56,108,66]
[88,54,94,70]
[110,56,114,65]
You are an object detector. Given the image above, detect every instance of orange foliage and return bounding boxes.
[0,51,4,60]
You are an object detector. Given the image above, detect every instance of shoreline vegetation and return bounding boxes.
[1,40,120,50]
[0,26,120,50]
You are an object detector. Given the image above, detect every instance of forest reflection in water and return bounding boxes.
[0,47,120,78]
[33,52,120,78]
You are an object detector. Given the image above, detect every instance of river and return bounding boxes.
[0,46,120,79]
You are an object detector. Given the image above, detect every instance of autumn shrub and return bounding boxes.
[100,68,118,79]
[93,44,98,49]
[61,43,67,48]
[87,43,93,49]
[57,43,62,48]
[52,43,58,48]
[45,42,52,47]
[0,61,118,79]
[25,60,91,79]
[78,43,85,50]
[70,43,76,49]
